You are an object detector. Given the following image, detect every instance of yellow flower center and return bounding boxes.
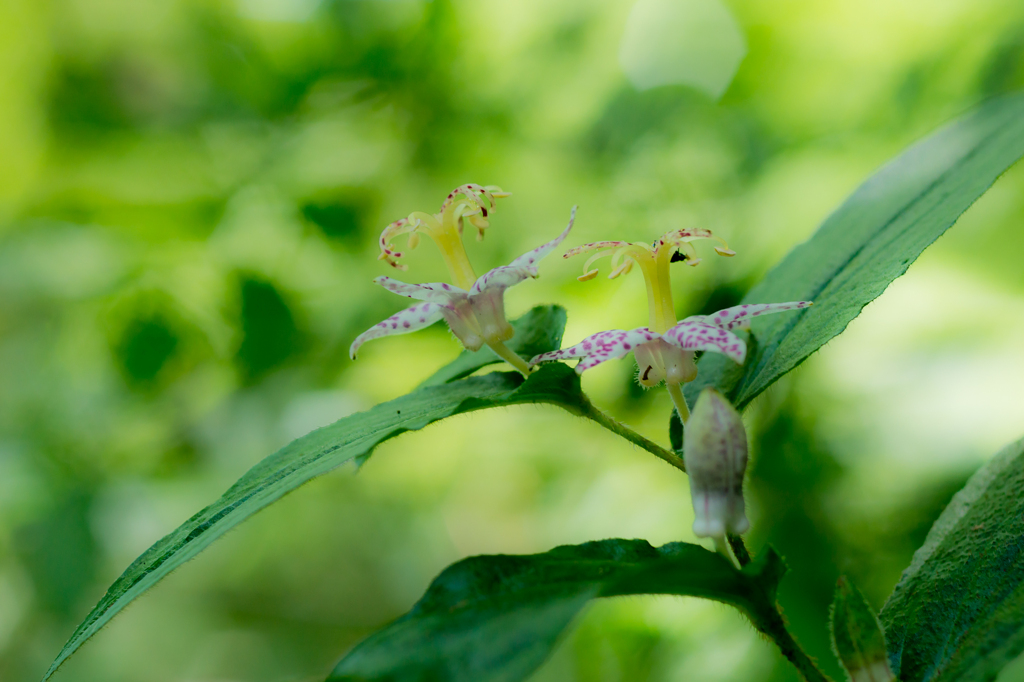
[407,209,479,291]
[376,184,510,291]
[604,244,678,333]
[568,228,734,334]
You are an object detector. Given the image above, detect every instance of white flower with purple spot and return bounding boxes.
[530,301,811,384]
[529,227,811,422]
[350,207,577,375]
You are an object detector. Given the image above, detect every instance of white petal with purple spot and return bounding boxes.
[663,320,747,364]
[707,301,812,331]
[349,302,447,359]
[469,265,535,296]
[507,206,577,271]
[374,276,466,304]
[530,327,657,374]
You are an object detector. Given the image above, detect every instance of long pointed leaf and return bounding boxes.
[328,539,786,682]
[685,92,1024,411]
[43,309,577,680]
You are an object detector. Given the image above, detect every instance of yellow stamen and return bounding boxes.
[408,210,478,291]
[567,228,736,335]
[376,184,509,288]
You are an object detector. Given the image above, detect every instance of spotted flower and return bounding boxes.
[350,206,577,375]
[529,229,811,421]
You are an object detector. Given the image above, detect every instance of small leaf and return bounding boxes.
[419,305,567,387]
[879,435,1024,682]
[686,92,1024,411]
[43,307,574,680]
[830,577,894,682]
[328,539,787,682]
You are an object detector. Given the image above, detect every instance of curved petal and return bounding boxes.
[506,206,577,271]
[530,327,657,373]
[468,265,533,296]
[663,320,747,364]
[349,302,447,359]
[706,301,812,331]
[374,276,466,304]
[470,206,577,297]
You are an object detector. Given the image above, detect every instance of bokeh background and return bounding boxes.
[3,0,1024,680]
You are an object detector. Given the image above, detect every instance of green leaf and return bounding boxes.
[879,435,1024,682]
[43,310,575,681]
[328,539,787,682]
[419,305,567,387]
[686,92,1024,411]
[830,577,893,682]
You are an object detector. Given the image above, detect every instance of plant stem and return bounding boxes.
[714,536,741,569]
[666,382,690,424]
[728,534,752,566]
[731,536,834,682]
[755,606,835,682]
[579,394,686,473]
[573,391,830,682]
[486,339,532,376]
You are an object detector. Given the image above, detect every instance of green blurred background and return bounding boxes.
[2,0,1024,680]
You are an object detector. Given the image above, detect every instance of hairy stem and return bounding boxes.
[714,536,741,569]
[578,394,686,473]
[732,536,834,682]
[728,534,752,566]
[756,606,835,682]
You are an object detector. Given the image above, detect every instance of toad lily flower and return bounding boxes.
[529,229,811,422]
[350,207,578,375]
[377,183,511,291]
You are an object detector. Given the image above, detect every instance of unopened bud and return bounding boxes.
[684,388,749,539]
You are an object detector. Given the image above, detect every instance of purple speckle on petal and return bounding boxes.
[403,321,411,328]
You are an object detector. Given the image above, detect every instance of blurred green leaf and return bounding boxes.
[113,313,179,386]
[419,305,567,387]
[830,577,893,682]
[327,539,786,682]
[879,435,1024,682]
[43,311,576,680]
[14,491,99,618]
[235,274,304,382]
[685,92,1024,411]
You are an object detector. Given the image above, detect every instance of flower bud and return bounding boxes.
[684,388,749,539]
